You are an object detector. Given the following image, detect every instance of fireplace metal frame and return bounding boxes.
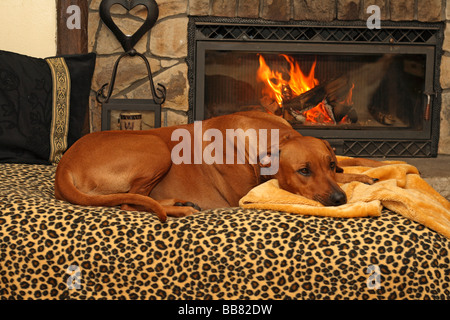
[187,17,444,157]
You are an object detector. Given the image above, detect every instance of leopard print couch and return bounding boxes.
[1,163,450,300]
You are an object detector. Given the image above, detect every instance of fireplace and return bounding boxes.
[188,18,443,157]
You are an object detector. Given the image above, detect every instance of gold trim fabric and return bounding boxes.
[46,57,71,164]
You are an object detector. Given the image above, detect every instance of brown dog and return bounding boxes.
[55,111,377,222]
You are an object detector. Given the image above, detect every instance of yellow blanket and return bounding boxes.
[239,157,450,239]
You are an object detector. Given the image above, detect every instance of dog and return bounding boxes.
[55,111,380,222]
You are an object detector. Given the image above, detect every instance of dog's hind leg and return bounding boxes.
[119,197,200,218]
[157,199,201,217]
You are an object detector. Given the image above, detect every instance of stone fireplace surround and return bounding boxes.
[87,0,450,155]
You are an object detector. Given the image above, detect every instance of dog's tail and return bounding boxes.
[54,167,167,222]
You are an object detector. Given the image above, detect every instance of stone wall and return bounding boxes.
[88,0,190,130]
[87,0,450,154]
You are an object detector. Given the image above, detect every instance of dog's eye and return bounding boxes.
[297,168,311,176]
[330,161,336,171]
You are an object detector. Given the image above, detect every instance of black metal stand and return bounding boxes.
[96,0,166,130]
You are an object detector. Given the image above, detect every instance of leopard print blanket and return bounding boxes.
[1,163,449,300]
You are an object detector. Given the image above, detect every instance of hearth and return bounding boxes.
[188,18,444,157]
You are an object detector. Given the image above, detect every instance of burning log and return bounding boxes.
[289,99,336,124]
[260,95,282,115]
[282,74,353,113]
[281,74,358,124]
[323,100,336,123]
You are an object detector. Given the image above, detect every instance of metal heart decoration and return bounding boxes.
[99,0,159,52]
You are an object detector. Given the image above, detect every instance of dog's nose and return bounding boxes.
[329,191,347,206]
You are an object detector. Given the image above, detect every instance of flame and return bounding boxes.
[257,54,354,125]
[341,83,355,106]
[257,54,318,107]
[304,102,335,124]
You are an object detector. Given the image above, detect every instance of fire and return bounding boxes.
[341,83,355,106]
[257,54,318,106]
[257,54,354,125]
[304,102,335,124]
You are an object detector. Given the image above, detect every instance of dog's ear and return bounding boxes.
[322,139,342,158]
[322,139,344,172]
[277,133,292,150]
[322,139,335,154]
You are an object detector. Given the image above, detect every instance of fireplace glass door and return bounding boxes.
[195,42,434,141]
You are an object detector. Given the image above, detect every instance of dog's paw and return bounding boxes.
[166,205,199,217]
[363,177,380,185]
[174,201,202,211]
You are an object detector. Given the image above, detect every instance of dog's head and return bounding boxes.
[271,135,347,206]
